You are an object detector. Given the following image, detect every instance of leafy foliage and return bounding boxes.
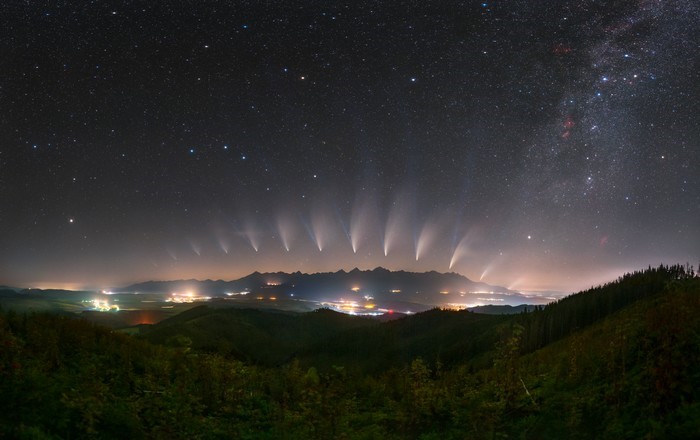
[0,265,698,438]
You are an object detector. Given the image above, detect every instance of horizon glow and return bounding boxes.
[1,2,697,295]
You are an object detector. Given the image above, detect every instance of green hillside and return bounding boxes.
[478,269,700,438]
[0,265,697,439]
[142,306,379,365]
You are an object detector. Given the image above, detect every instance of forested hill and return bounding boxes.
[519,263,697,351]
[1,264,698,438]
[139,264,697,373]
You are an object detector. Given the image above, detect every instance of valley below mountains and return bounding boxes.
[1,264,698,438]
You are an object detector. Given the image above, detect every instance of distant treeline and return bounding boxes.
[518,263,696,351]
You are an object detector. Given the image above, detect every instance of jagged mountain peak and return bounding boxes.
[122,267,518,308]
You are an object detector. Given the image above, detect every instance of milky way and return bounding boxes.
[1,1,698,292]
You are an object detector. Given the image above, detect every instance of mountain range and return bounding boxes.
[124,267,540,308]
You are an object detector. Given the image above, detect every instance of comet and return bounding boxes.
[333,206,353,252]
[349,196,375,254]
[415,222,438,261]
[276,215,296,252]
[243,228,260,252]
[188,239,201,256]
[383,191,411,257]
[449,226,482,269]
[217,236,229,254]
[449,235,470,269]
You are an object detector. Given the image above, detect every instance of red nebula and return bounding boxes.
[552,43,572,55]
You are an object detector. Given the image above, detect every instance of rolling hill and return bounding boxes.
[1,264,697,438]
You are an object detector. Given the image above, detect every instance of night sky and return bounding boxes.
[1,1,698,292]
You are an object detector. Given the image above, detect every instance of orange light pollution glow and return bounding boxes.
[8,233,685,296]
[0,0,696,304]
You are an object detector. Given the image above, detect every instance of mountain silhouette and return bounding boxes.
[124,267,518,308]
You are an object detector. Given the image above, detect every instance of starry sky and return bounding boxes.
[1,0,698,293]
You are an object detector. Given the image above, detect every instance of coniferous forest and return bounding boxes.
[1,265,699,439]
